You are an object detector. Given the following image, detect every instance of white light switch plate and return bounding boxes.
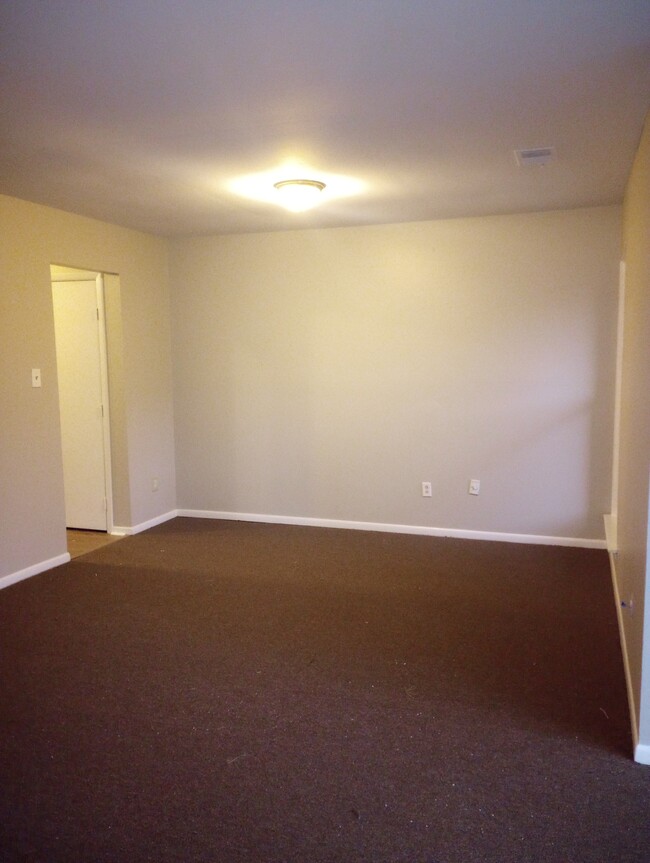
[31,368,42,388]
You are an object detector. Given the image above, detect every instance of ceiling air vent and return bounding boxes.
[515,147,555,167]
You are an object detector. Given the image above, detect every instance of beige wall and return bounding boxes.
[170,205,620,541]
[0,195,176,579]
[617,114,650,752]
[0,194,621,582]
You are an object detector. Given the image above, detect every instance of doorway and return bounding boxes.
[51,265,114,534]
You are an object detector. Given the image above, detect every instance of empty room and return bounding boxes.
[1,2,649,862]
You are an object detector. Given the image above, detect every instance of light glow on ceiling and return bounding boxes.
[229,164,365,212]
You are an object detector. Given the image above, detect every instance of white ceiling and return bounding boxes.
[1,1,648,237]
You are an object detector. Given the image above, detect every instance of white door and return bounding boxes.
[52,278,109,530]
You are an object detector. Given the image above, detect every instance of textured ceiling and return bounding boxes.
[1,0,648,236]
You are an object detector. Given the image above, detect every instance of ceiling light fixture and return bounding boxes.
[229,167,363,209]
[273,178,326,212]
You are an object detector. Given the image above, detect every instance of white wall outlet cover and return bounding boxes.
[469,479,480,495]
[421,481,432,497]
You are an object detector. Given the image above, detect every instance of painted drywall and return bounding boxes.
[616,114,650,753]
[169,206,620,541]
[0,194,176,580]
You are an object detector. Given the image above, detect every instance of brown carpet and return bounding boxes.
[0,517,648,862]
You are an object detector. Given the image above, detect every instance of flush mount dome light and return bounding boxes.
[273,178,326,212]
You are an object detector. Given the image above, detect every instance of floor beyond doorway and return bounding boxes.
[66,529,122,559]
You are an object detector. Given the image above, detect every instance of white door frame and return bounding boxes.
[95,273,114,533]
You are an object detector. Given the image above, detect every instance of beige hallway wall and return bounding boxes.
[0,194,176,579]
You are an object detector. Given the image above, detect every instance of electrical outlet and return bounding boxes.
[468,479,480,495]
[421,481,432,497]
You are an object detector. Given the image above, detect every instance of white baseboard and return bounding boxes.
[634,743,650,765]
[176,509,606,548]
[0,553,71,592]
[113,509,178,536]
[606,530,640,760]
